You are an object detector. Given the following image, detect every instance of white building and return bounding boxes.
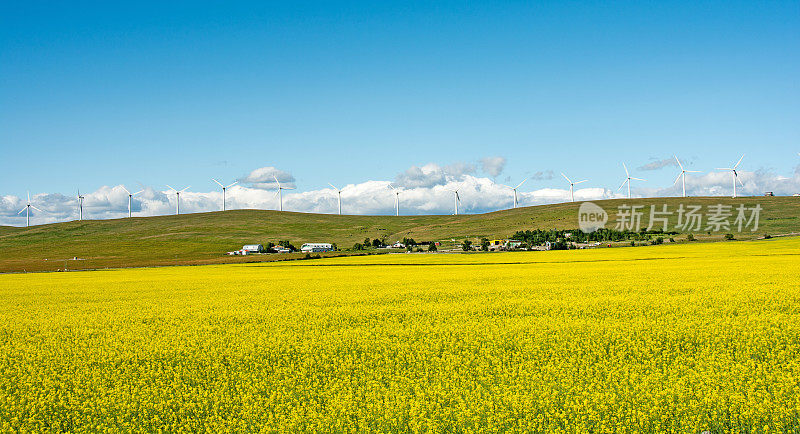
[242,244,263,253]
[301,243,334,253]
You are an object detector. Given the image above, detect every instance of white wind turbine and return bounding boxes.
[329,183,343,215]
[212,178,237,211]
[77,189,85,221]
[273,175,294,212]
[18,192,44,227]
[561,173,587,202]
[716,154,745,198]
[166,185,190,215]
[449,185,462,215]
[388,184,401,216]
[498,178,528,208]
[617,163,645,199]
[673,156,701,198]
[121,185,144,218]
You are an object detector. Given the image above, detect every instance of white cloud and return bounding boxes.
[238,166,295,189]
[638,157,679,171]
[480,156,506,177]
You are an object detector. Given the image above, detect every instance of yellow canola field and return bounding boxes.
[1,238,799,432]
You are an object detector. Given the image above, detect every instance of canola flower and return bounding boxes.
[0,238,799,432]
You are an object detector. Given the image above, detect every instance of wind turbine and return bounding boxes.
[329,183,343,215]
[212,178,237,211]
[77,189,85,221]
[166,185,190,215]
[449,185,462,215]
[716,154,745,198]
[18,192,43,227]
[121,185,144,218]
[673,156,701,197]
[273,175,294,212]
[387,184,400,216]
[617,163,645,199]
[561,173,587,202]
[498,178,528,208]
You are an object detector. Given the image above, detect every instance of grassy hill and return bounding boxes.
[1,196,798,272]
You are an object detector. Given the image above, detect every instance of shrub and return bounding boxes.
[687,234,695,242]
[428,243,437,252]
[724,233,735,241]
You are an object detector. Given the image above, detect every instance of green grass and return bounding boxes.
[1,196,798,272]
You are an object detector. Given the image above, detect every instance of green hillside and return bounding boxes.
[1,196,798,272]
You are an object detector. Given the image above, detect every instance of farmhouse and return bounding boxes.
[301,243,334,253]
[242,244,264,253]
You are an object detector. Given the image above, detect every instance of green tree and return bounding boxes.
[461,240,473,251]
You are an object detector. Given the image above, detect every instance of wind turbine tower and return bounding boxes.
[618,163,645,199]
[388,184,400,216]
[449,186,462,215]
[273,175,295,212]
[17,192,43,227]
[77,189,85,221]
[716,155,745,198]
[673,156,701,198]
[166,185,190,215]
[329,183,343,215]
[212,178,238,211]
[121,186,144,218]
[561,173,587,202]
[499,178,528,208]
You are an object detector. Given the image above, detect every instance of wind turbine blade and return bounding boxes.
[211,178,224,188]
[622,162,629,177]
[574,180,588,184]
[734,154,744,169]
[272,175,281,188]
[716,168,732,171]
[497,183,511,189]
[686,170,701,173]
[560,172,571,183]
[328,183,339,191]
[674,156,684,170]
[514,178,528,189]
[18,207,27,215]
[617,179,628,191]
[226,181,238,188]
[133,190,144,196]
[736,176,745,187]
[180,186,191,192]
[673,172,683,185]
[27,191,30,202]
[283,187,296,190]
[30,205,44,212]
[631,177,646,181]
[121,186,131,195]
[166,184,177,192]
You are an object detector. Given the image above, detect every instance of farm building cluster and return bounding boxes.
[227,242,335,256]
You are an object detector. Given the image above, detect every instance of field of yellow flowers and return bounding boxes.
[1,238,799,431]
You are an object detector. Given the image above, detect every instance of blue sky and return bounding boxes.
[1,1,799,223]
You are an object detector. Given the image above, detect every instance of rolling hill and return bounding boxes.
[1,196,798,272]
